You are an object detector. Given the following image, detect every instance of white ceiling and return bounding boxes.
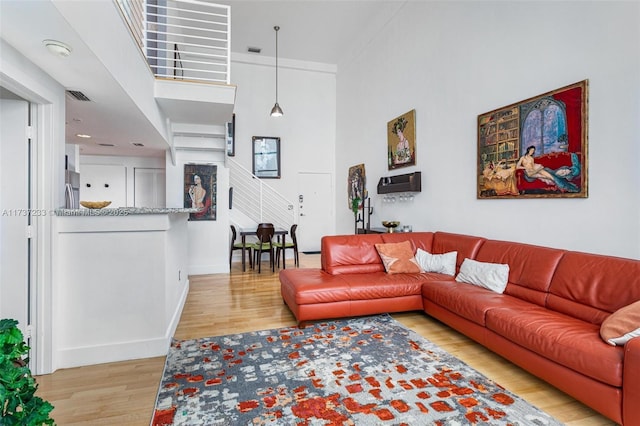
[0,0,404,157]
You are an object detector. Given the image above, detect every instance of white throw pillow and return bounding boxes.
[455,258,509,294]
[415,249,457,276]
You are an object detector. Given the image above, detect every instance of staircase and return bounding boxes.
[228,157,297,230]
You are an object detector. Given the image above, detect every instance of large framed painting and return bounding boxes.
[477,80,588,199]
[252,136,281,178]
[387,109,416,170]
[184,163,217,221]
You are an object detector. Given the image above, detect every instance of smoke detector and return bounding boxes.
[43,39,72,57]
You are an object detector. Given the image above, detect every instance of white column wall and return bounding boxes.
[166,147,229,274]
[336,1,640,258]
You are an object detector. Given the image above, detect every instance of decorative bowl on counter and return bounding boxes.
[382,221,400,233]
[80,201,112,209]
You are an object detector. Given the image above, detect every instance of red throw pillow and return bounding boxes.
[374,241,423,274]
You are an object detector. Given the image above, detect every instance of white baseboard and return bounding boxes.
[56,281,190,369]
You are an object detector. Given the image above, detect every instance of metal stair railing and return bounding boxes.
[228,157,296,231]
[114,0,231,84]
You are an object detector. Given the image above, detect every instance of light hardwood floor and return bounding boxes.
[36,254,616,425]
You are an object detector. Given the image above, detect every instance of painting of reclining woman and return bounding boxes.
[477,80,588,199]
[516,146,580,193]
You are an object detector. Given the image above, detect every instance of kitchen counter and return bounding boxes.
[55,207,200,216]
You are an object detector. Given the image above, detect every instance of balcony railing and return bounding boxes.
[115,0,231,84]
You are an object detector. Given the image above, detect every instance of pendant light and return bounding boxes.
[270,26,283,117]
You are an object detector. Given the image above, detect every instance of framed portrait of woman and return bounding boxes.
[387,109,416,170]
[477,80,588,199]
[184,164,217,220]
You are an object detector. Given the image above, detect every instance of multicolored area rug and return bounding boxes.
[152,315,562,425]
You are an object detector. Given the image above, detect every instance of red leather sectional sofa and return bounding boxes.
[279,231,640,425]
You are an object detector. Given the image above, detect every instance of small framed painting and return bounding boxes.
[184,163,217,221]
[387,109,416,170]
[252,136,281,178]
[347,164,366,213]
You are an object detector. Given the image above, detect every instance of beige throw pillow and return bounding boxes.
[600,300,640,346]
[374,241,423,274]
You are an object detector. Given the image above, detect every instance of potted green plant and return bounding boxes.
[0,319,55,425]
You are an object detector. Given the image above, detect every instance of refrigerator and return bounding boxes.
[64,170,80,209]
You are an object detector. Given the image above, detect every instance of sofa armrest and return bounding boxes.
[623,337,640,425]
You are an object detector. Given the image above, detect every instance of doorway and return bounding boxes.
[297,172,333,252]
[0,95,35,361]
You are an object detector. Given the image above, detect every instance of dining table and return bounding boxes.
[239,227,288,272]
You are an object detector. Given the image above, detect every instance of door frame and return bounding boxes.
[1,65,65,374]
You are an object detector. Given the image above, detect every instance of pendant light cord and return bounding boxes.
[275,26,279,104]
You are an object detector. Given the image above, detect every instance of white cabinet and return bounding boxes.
[80,164,127,207]
[134,168,166,207]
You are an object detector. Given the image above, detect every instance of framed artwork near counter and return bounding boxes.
[477,80,588,199]
[184,164,217,220]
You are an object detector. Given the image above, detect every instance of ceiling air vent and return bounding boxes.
[66,90,91,101]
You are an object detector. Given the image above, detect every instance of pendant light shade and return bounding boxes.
[270,103,283,117]
[270,26,283,117]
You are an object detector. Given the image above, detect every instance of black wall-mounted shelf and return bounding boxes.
[377,171,421,194]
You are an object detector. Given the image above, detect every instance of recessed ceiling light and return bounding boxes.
[247,46,262,54]
[43,39,73,57]
[75,133,91,138]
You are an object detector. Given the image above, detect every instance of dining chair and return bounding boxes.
[250,223,275,273]
[229,225,252,269]
[274,224,299,268]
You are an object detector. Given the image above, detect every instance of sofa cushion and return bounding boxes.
[455,258,509,294]
[380,232,434,253]
[415,249,457,276]
[600,300,640,346]
[474,240,565,306]
[486,305,624,387]
[432,232,486,270]
[421,280,533,326]
[548,251,640,325]
[321,234,386,275]
[342,272,425,300]
[375,241,423,274]
[279,269,351,305]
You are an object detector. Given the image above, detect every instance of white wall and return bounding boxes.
[336,1,640,259]
[230,54,338,215]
